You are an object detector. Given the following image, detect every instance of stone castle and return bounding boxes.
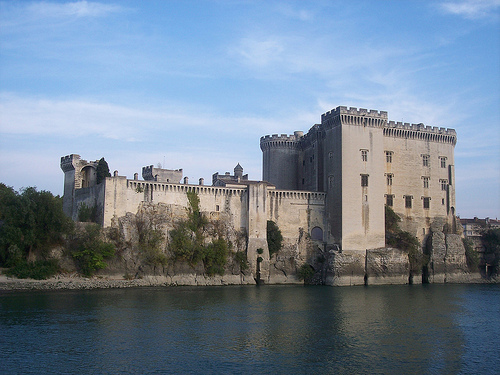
[61,106,467,285]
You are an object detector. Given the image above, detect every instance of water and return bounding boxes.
[1,284,499,375]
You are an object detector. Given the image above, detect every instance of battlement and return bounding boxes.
[386,121,456,136]
[142,165,183,183]
[260,131,303,150]
[60,154,81,172]
[321,106,388,122]
[384,121,457,145]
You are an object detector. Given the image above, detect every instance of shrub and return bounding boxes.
[297,263,315,284]
[78,203,98,223]
[5,259,60,280]
[203,238,228,276]
[463,237,479,271]
[267,221,283,257]
[234,251,248,271]
[169,191,230,275]
[70,223,115,276]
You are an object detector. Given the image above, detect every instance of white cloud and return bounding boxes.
[438,0,500,19]
[273,3,314,21]
[26,0,123,19]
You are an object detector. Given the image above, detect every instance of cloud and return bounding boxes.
[438,0,500,19]
[273,3,314,21]
[26,0,123,19]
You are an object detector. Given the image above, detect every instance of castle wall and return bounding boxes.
[383,125,456,242]
[340,122,386,251]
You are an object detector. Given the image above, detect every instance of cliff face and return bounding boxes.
[50,202,477,286]
[426,231,469,283]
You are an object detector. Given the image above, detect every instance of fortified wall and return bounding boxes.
[61,105,471,285]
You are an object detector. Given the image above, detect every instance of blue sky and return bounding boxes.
[0,0,499,219]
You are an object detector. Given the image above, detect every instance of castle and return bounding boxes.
[61,106,461,285]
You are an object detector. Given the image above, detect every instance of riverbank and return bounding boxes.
[0,272,261,291]
[0,272,497,291]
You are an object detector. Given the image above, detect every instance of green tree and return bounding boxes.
[482,228,500,275]
[169,191,229,275]
[0,184,73,265]
[96,157,111,185]
[70,223,115,276]
[267,220,283,257]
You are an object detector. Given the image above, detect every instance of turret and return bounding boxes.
[260,131,302,189]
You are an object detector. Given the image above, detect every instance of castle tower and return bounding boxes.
[234,163,243,180]
[60,154,99,218]
[321,107,388,251]
[260,131,303,189]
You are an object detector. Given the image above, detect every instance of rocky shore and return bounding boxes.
[0,272,261,291]
[1,272,497,292]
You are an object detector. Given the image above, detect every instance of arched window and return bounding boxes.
[311,227,323,241]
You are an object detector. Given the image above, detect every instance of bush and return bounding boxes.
[78,203,98,223]
[70,223,115,276]
[203,238,228,276]
[267,221,283,257]
[482,229,500,275]
[234,251,248,271]
[297,263,315,284]
[5,259,60,280]
[463,237,479,271]
[169,191,230,275]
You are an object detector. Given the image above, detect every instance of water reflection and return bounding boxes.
[1,284,499,374]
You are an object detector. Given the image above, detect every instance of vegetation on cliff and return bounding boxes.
[68,223,115,277]
[168,191,231,276]
[385,206,425,279]
[267,220,283,257]
[482,228,500,276]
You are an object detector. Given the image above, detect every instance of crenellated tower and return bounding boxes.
[260,131,303,189]
[60,154,99,217]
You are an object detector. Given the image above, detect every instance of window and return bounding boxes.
[386,194,394,207]
[329,151,333,159]
[361,149,368,162]
[302,160,305,166]
[328,175,334,189]
[440,157,447,168]
[386,174,393,186]
[423,177,429,189]
[361,174,369,187]
[215,205,220,212]
[440,179,448,191]
[423,197,430,209]
[405,195,413,208]
[385,151,393,163]
[442,198,445,205]
[422,154,430,167]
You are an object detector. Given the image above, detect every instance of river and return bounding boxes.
[1,284,499,374]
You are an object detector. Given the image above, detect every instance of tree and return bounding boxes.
[96,157,111,185]
[0,184,73,265]
[267,220,283,257]
[70,223,115,276]
[482,228,500,275]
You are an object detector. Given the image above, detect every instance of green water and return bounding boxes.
[1,284,499,374]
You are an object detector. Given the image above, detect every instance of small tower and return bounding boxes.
[234,163,243,181]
